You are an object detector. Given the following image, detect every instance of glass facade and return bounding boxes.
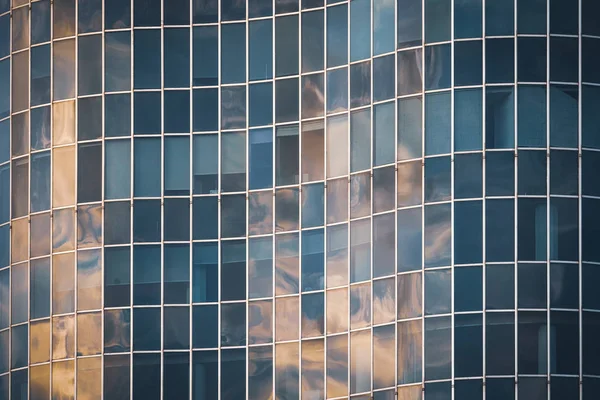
[0,0,599,399]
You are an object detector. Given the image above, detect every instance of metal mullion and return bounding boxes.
[322,2,330,395]
[450,0,456,396]
[420,0,426,392]
[513,0,519,395]
[159,0,166,396]
[545,1,552,397]
[188,0,194,398]
[344,0,352,396]
[245,2,250,398]
[128,0,135,398]
[216,2,222,398]
[482,0,487,391]
[578,0,583,398]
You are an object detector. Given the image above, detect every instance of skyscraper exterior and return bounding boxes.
[1,0,600,399]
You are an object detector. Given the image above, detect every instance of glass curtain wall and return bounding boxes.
[0,0,599,399]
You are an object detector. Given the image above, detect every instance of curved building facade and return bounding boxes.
[1,0,600,399]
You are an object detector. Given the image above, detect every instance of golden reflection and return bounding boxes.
[350,330,371,393]
[397,272,422,320]
[397,385,423,400]
[53,100,75,145]
[53,0,76,38]
[397,320,422,385]
[77,204,102,248]
[12,50,29,113]
[52,145,76,207]
[31,213,51,258]
[30,319,51,364]
[373,325,395,389]
[326,288,348,334]
[275,296,299,342]
[104,309,131,352]
[52,207,75,252]
[397,161,422,207]
[52,252,75,314]
[11,217,28,264]
[52,359,75,400]
[275,234,299,296]
[326,224,348,288]
[248,300,273,345]
[326,334,348,398]
[326,178,348,225]
[373,278,396,325]
[301,120,325,182]
[350,283,371,329]
[30,364,50,399]
[77,249,102,311]
[301,339,324,398]
[52,314,75,360]
[275,342,299,399]
[53,39,76,100]
[248,192,273,236]
[77,312,102,356]
[248,346,273,400]
[326,115,349,178]
[77,356,101,400]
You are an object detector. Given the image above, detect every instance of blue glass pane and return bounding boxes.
[164,28,190,88]
[397,0,422,48]
[164,90,190,133]
[134,29,161,89]
[133,245,161,304]
[134,92,161,135]
[486,199,514,262]
[455,0,482,39]
[31,0,51,44]
[134,0,161,26]
[454,201,483,264]
[249,83,273,127]
[249,128,273,190]
[193,197,218,239]
[105,31,131,92]
[517,0,546,34]
[105,139,131,200]
[193,26,218,86]
[425,92,451,155]
[133,308,161,350]
[193,243,218,302]
[105,93,131,137]
[455,266,482,312]
[221,23,246,84]
[327,4,348,67]
[31,44,51,106]
[30,152,51,212]
[133,200,161,242]
[373,0,394,54]
[425,0,451,43]
[302,229,324,291]
[455,89,482,151]
[193,89,218,132]
[193,305,218,348]
[350,0,370,62]
[105,0,131,29]
[486,86,515,149]
[134,138,161,197]
[486,0,514,35]
[455,40,482,86]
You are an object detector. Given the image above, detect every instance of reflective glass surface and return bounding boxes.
[1,1,596,399]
